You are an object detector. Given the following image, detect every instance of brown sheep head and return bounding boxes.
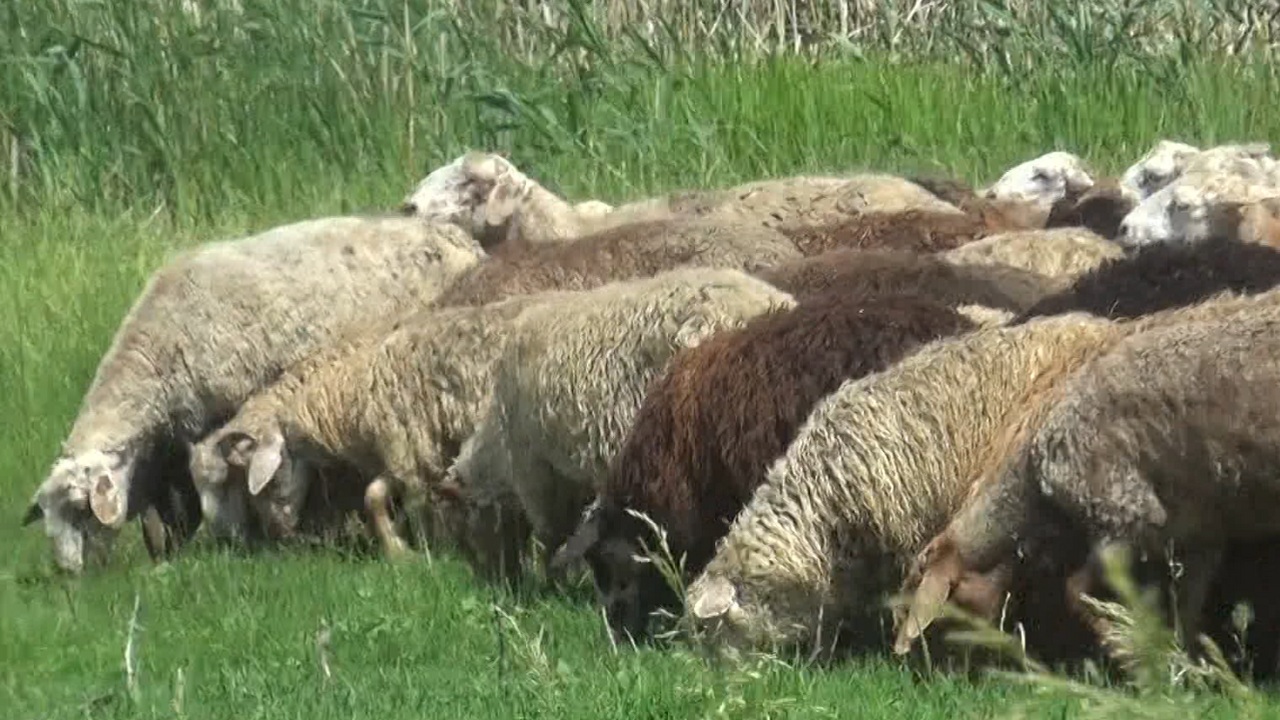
[553,500,683,644]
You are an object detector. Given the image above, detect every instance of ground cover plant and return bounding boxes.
[4,1,1280,717]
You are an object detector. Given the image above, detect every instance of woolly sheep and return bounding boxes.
[684,313,1129,653]
[940,227,1124,283]
[779,201,1049,258]
[188,293,552,557]
[754,248,1057,310]
[552,289,979,641]
[435,267,797,584]
[981,151,1095,211]
[22,216,485,573]
[1043,181,1135,241]
[431,216,801,308]
[1116,167,1280,248]
[893,296,1280,661]
[1118,140,1273,202]
[1014,235,1280,324]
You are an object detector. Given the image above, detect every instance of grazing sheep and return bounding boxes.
[1118,140,1273,202]
[435,267,797,584]
[431,216,801,308]
[402,152,968,250]
[22,216,485,573]
[940,227,1124,283]
[779,200,1050,258]
[755,249,1058,311]
[683,313,1128,653]
[1014,236,1280,324]
[893,299,1280,663]
[1116,167,1280,248]
[552,289,979,641]
[188,293,553,557]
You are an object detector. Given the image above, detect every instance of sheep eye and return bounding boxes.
[1031,170,1051,183]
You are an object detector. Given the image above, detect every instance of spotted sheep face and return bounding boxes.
[1119,140,1201,202]
[984,152,1095,209]
[400,152,533,249]
[23,449,133,573]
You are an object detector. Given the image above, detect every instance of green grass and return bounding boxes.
[6,1,1280,718]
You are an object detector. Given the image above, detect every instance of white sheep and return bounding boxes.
[22,216,485,573]
[401,152,968,250]
[1116,166,1280,248]
[893,293,1280,659]
[684,313,1128,653]
[981,151,1095,211]
[435,267,797,584]
[1119,140,1273,202]
[187,292,558,557]
[940,227,1125,284]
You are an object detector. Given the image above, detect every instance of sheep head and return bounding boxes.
[1119,140,1202,202]
[188,431,250,542]
[553,500,681,644]
[984,152,1095,210]
[1117,172,1280,248]
[400,152,534,250]
[892,532,1014,655]
[25,448,134,573]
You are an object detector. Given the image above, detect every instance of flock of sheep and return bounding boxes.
[23,137,1280,679]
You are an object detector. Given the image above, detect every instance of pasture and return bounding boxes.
[2,1,1279,717]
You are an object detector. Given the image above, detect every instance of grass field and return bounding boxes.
[6,1,1280,718]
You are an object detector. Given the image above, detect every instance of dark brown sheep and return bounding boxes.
[779,203,1049,258]
[756,248,1058,310]
[1044,182,1135,240]
[1013,235,1280,325]
[432,216,800,307]
[553,289,978,642]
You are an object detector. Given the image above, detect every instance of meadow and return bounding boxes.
[4,1,1280,717]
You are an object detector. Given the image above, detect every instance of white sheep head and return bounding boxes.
[1119,140,1202,202]
[188,432,253,542]
[400,152,535,249]
[983,151,1095,210]
[1116,171,1280,248]
[24,449,134,573]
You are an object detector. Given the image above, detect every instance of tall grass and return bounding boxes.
[4,2,1280,718]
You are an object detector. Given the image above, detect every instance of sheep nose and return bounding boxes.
[399,202,418,216]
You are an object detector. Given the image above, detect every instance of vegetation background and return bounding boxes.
[3,1,1280,717]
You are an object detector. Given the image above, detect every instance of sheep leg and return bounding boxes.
[364,476,410,559]
[1169,542,1223,654]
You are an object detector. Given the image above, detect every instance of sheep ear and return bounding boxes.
[892,567,956,655]
[89,472,127,528]
[691,576,737,619]
[246,435,286,496]
[551,510,602,571]
[1064,168,1095,197]
[22,502,43,526]
[481,170,523,227]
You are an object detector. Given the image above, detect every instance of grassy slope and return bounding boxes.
[3,4,1280,718]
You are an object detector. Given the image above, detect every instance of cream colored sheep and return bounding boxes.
[436,267,797,584]
[940,227,1124,285]
[22,217,484,573]
[188,292,560,557]
[684,313,1128,653]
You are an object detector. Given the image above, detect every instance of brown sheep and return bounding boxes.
[1044,181,1135,241]
[432,216,800,307]
[755,248,1059,310]
[553,289,979,641]
[778,203,1049,258]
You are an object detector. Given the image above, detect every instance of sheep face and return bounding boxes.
[24,450,132,573]
[218,428,307,538]
[189,434,250,542]
[400,152,531,248]
[984,152,1094,209]
[553,504,681,643]
[1119,140,1201,201]
[1117,178,1280,248]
